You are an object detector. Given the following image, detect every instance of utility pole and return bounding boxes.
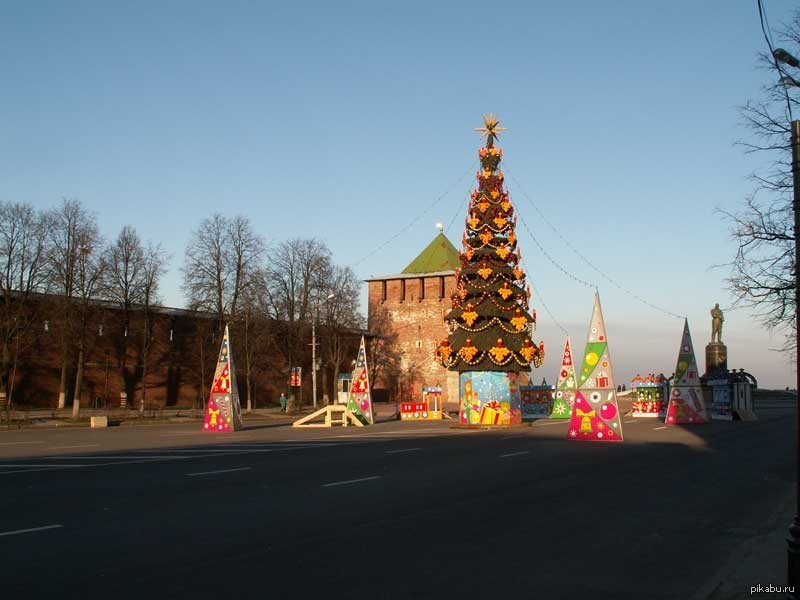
[789,119,800,597]
[311,318,318,410]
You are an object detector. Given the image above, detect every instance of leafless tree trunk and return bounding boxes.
[140,242,166,413]
[71,228,104,418]
[46,199,100,410]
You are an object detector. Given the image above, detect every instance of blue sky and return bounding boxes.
[1,1,797,388]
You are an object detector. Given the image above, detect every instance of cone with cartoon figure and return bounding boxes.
[202,325,243,432]
[551,337,576,419]
[665,319,709,425]
[567,293,623,442]
[347,336,374,425]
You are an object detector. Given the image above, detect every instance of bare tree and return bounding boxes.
[182,214,265,333]
[46,199,100,410]
[139,241,167,413]
[0,202,49,407]
[366,305,402,400]
[102,226,145,406]
[267,238,332,408]
[70,224,105,418]
[237,271,274,412]
[726,9,800,351]
[319,265,363,402]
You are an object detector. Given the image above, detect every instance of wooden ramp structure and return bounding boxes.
[292,405,364,428]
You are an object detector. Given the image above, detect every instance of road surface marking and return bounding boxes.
[47,444,100,450]
[623,420,637,423]
[499,451,530,458]
[322,476,382,488]
[186,467,252,477]
[534,420,570,426]
[384,448,421,454]
[0,441,44,446]
[0,464,83,468]
[0,524,63,537]
[654,426,668,430]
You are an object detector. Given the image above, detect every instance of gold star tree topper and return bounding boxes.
[474,113,507,148]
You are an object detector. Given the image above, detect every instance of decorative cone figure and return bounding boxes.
[665,320,709,425]
[551,337,576,419]
[202,325,243,432]
[347,336,374,425]
[567,293,623,442]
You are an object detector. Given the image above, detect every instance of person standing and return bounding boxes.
[279,393,287,413]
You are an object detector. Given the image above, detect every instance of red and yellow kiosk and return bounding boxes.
[400,386,444,420]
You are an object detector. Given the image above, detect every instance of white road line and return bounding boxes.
[47,444,100,450]
[322,475,382,488]
[0,441,44,446]
[654,426,668,430]
[0,464,83,468]
[186,467,252,477]
[623,420,637,423]
[384,447,421,454]
[499,451,530,458]
[0,524,63,537]
[47,455,191,460]
[534,420,570,426]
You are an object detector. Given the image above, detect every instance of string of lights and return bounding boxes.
[515,208,595,289]
[351,161,477,268]
[519,256,569,336]
[505,164,685,320]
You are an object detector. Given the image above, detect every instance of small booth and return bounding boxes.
[520,384,554,422]
[631,374,668,418]
[707,370,757,421]
[400,386,444,421]
[708,378,732,421]
[337,373,352,405]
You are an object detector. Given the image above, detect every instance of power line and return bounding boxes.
[351,161,477,268]
[758,0,794,120]
[506,164,685,320]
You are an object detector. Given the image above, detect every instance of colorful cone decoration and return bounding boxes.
[665,320,709,425]
[347,336,374,425]
[203,325,243,432]
[551,337,576,419]
[568,293,623,442]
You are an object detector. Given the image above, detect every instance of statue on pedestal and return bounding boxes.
[710,303,724,343]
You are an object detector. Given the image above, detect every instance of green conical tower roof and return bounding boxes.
[401,232,460,274]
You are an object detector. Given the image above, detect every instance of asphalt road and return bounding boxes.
[0,399,794,599]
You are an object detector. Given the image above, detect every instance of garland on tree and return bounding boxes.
[436,115,544,372]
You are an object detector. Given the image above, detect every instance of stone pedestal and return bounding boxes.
[705,342,727,376]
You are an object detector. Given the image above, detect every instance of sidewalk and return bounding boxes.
[696,486,793,599]
[0,401,403,429]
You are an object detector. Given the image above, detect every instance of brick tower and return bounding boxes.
[366,227,461,404]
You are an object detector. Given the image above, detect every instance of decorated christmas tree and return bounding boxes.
[202,325,243,432]
[551,337,576,419]
[665,320,709,424]
[347,336,374,425]
[567,293,623,442]
[436,115,544,425]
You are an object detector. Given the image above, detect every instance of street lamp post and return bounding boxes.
[311,293,336,410]
[773,48,800,598]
